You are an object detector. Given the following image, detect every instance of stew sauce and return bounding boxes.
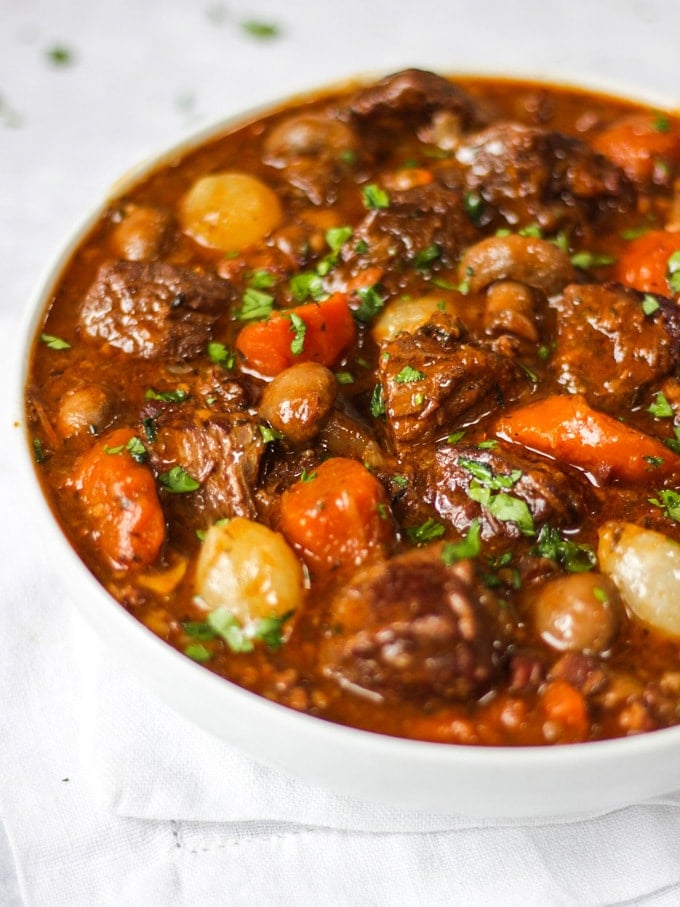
[25,70,680,745]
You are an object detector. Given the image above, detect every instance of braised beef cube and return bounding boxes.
[80,260,231,359]
[143,405,264,538]
[551,282,680,410]
[430,443,588,540]
[321,547,505,702]
[345,69,485,139]
[379,316,527,447]
[456,123,634,232]
[344,181,476,285]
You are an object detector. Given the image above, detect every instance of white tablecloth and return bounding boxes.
[3,1,680,903]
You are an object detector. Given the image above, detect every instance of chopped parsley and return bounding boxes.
[361,183,390,210]
[405,517,446,544]
[33,438,46,464]
[204,606,293,653]
[247,268,277,289]
[238,287,275,320]
[457,456,535,536]
[334,371,354,385]
[142,417,157,442]
[40,333,71,350]
[463,191,485,225]
[441,520,482,565]
[288,311,307,355]
[370,383,386,418]
[289,271,326,303]
[182,620,218,641]
[207,341,235,368]
[239,19,280,39]
[649,489,680,522]
[353,285,385,323]
[653,114,671,133]
[393,474,409,489]
[446,430,466,444]
[104,436,147,463]
[664,424,680,454]
[300,469,317,483]
[571,251,616,269]
[648,391,674,418]
[532,525,595,573]
[412,244,441,270]
[46,45,74,66]
[667,251,680,294]
[184,644,212,663]
[159,466,200,493]
[145,387,188,404]
[641,294,661,316]
[251,611,294,649]
[394,365,426,384]
[259,424,284,443]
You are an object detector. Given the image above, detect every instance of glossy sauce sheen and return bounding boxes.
[26,71,680,745]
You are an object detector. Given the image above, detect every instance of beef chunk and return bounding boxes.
[551,282,680,410]
[143,404,264,540]
[80,260,231,359]
[343,181,476,286]
[430,443,588,540]
[345,69,484,135]
[378,314,527,447]
[456,122,634,231]
[321,547,505,702]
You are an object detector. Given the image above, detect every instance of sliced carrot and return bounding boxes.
[592,112,680,183]
[540,679,589,742]
[72,427,165,568]
[615,229,680,295]
[236,292,356,378]
[278,457,394,571]
[496,393,680,483]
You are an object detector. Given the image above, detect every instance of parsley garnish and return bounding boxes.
[653,114,671,133]
[159,466,200,493]
[571,251,616,269]
[288,312,306,355]
[207,607,254,652]
[104,436,147,463]
[353,285,385,323]
[393,474,409,489]
[46,45,74,66]
[649,489,680,522]
[142,417,157,442]
[247,269,276,289]
[532,525,595,573]
[361,183,390,210]
[446,430,466,444]
[207,341,235,368]
[334,371,354,385]
[259,424,284,443]
[648,391,674,418]
[370,383,386,418]
[182,620,218,641]
[441,520,482,565]
[251,611,294,649]
[463,191,485,225]
[394,365,426,384]
[33,438,46,464]
[457,457,535,535]
[145,388,188,403]
[184,644,212,663]
[412,244,441,270]
[40,333,71,350]
[405,518,446,544]
[667,251,680,294]
[239,19,280,39]
[641,294,661,316]
[289,272,326,303]
[300,469,317,483]
[238,287,274,320]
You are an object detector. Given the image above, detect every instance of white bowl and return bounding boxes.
[15,77,680,820]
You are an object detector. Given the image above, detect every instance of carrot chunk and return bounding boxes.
[236,293,356,377]
[278,457,394,571]
[72,428,165,568]
[615,229,680,295]
[592,113,680,184]
[496,393,680,483]
[540,679,589,742]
